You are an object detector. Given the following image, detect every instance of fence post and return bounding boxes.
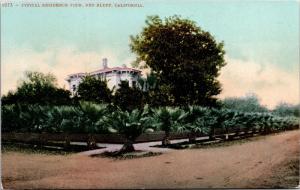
[64,134,70,150]
[188,131,197,143]
[209,127,215,140]
[39,132,47,148]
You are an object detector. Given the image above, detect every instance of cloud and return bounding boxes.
[2,47,298,109]
[1,46,128,94]
[218,56,299,109]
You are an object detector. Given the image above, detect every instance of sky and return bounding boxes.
[1,0,299,108]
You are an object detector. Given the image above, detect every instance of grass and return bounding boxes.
[190,136,260,149]
[2,143,82,155]
[152,133,266,150]
[2,143,163,159]
[169,131,294,150]
[3,130,294,156]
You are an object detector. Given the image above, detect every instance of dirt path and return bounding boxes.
[2,130,299,189]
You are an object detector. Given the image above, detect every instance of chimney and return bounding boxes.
[102,58,108,69]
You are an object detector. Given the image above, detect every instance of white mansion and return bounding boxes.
[66,58,142,96]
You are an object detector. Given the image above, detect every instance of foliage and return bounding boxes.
[77,76,112,104]
[105,107,152,141]
[151,107,187,145]
[2,104,50,133]
[232,112,257,132]
[42,103,109,134]
[2,104,25,132]
[52,106,84,133]
[78,102,109,133]
[1,71,71,105]
[113,81,144,111]
[137,72,171,107]
[215,109,236,134]
[183,106,210,135]
[137,72,158,92]
[2,103,299,144]
[272,103,300,117]
[222,94,268,113]
[103,105,154,152]
[2,102,109,134]
[130,15,226,107]
[152,107,187,132]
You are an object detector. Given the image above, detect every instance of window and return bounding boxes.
[72,85,76,91]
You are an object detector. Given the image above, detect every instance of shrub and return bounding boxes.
[2,104,22,132]
[222,94,268,113]
[151,107,187,146]
[113,81,144,111]
[2,71,72,106]
[103,105,154,152]
[272,103,300,117]
[183,106,211,142]
[2,103,298,142]
[77,76,112,104]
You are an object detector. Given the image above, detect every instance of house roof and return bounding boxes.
[90,67,141,75]
[67,72,86,77]
[67,66,141,78]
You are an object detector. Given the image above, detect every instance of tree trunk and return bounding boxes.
[189,131,197,143]
[258,125,263,134]
[263,126,271,135]
[119,140,135,153]
[162,131,171,146]
[87,134,97,150]
[234,127,240,137]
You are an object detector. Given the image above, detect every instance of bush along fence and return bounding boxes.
[2,103,299,152]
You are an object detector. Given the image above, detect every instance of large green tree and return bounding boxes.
[113,81,144,111]
[2,71,71,105]
[77,76,112,104]
[130,15,226,107]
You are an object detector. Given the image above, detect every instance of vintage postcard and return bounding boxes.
[1,0,299,189]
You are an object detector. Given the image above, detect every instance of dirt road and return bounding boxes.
[2,130,299,189]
